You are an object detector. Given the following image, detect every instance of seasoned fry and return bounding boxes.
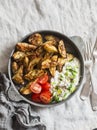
[20,82,32,95]
[28,33,42,46]
[58,40,66,58]
[57,53,74,72]
[24,70,36,81]
[16,42,36,52]
[44,43,58,53]
[12,62,19,74]
[27,57,41,72]
[23,57,29,74]
[17,65,24,76]
[12,74,24,84]
[57,57,67,72]
[12,51,25,61]
[41,59,51,69]
[35,46,44,57]
[49,55,58,76]
[12,65,24,84]
[50,55,58,67]
[23,56,29,68]
[26,52,34,56]
[45,35,59,42]
[49,66,56,76]
[26,52,37,61]
[43,53,53,60]
[24,69,44,81]
[67,53,74,61]
[43,40,56,46]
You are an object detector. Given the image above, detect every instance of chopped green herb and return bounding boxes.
[55,86,59,90]
[57,89,62,95]
[53,95,60,102]
[70,86,76,93]
[64,91,70,99]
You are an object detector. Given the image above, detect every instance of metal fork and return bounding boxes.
[80,41,92,100]
[90,38,97,110]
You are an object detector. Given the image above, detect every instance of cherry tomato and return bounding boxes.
[44,90,52,96]
[42,82,51,91]
[40,91,52,104]
[32,94,41,102]
[30,82,42,94]
[38,74,48,85]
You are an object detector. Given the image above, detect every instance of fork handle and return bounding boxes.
[80,77,91,100]
[89,69,97,111]
[90,91,97,111]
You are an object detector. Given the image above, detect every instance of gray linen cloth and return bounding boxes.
[0,73,46,130]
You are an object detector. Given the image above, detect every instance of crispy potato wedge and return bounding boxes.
[16,42,36,52]
[20,82,32,95]
[49,55,58,76]
[41,59,51,69]
[57,57,67,72]
[28,33,42,46]
[44,43,58,53]
[12,62,19,74]
[24,70,36,81]
[26,52,37,61]
[12,51,25,61]
[26,52,34,56]
[27,57,41,72]
[45,35,60,43]
[58,40,66,58]
[23,57,29,74]
[35,46,44,57]
[57,54,74,71]
[17,65,24,76]
[23,57,29,67]
[67,53,74,61]
[49,66,56,76]
[24,69,44,81]
[43,53,53,60]
[12,65,24,84]
[50,55,58,67]
[12,74,24,84]
[43,40,56,46]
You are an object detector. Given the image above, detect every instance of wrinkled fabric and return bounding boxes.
[0,73,46,130]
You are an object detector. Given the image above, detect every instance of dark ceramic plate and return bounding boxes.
[8,30,84,107]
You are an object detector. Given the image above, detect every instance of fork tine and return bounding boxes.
[84,42,87,61]
[86,41,89,60]
[88,42,92,59]
[90,41,93,58]
[89,39,93,55]
[95,38,97,50]
[87,43,90,59]
[84,40,92,61]
[88,42,91,59]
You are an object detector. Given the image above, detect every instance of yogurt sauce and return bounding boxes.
[50,57,80,102]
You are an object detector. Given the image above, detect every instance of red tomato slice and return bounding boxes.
[43,90,52,96]
[40,91,52,104]
[38,74,48,85]
[30,82,42,94]
[42,82,51,91]
[32,94,41,103]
